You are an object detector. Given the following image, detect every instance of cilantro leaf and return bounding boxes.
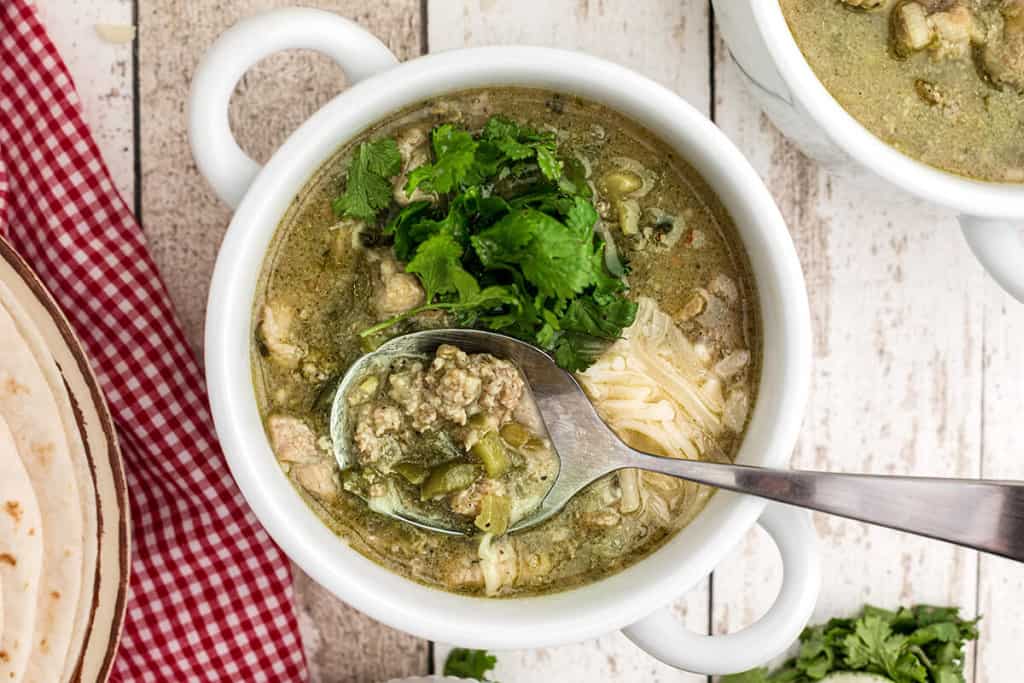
[472,208,594,299]
[906,623,963,647]
[480,115,561,181]
[727,604,979,683]
[565,195,598,239]
[355,115,634,372]
[553,332,608,372]
[535,144,563,181]
[331,139,401,220]
[386,200,433,262]
[443,648,497,681]
[721,669,770,683]
[482,116,535,160]
[405,231,478,302]
[561,296,637,340]
[844,616,909,677]
[406,124,478,194]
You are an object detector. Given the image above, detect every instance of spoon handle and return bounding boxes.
[622,452,1024,561]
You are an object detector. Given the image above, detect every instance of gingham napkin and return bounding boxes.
[0,2,308,680]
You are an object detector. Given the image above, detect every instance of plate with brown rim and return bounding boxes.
[0,236,129,682]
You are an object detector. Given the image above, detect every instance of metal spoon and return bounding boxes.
[331,329,1024,560]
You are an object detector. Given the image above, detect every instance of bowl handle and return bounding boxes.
[960,216,1024,303]
[622,503,820,675]
[188,8,398,209]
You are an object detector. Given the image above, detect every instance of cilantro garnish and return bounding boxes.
[406,124,478,195]
[723,604,980,683]
[346,115,636,372]
[331,139,402,220]
[443,648,498,681]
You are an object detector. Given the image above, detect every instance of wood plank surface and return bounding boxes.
[709,24,986,670]
[34,0,135,205]
[427,1,711,679]
[975,287,1024,683]
[134,2,429,681]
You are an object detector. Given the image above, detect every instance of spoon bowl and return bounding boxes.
[329,328,623,534]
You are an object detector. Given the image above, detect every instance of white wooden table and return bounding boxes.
[41,1,1024,680]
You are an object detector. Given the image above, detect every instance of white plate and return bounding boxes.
[0,237,130,682]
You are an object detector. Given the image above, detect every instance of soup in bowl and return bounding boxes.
[192,8,817,675]
[714,0,1024,301]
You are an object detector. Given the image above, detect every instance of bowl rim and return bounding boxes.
[751,2,1024,218]
[204,44,812,648]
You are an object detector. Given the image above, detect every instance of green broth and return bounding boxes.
[251,88,761,597]
[781,0,1024,183]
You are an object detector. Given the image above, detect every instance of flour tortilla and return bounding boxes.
[0,282,98,681]
[0,302,82,683]
[0,414,44,683]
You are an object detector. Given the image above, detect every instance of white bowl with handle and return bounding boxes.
[190,8,819,676]
[714,0,1024,302]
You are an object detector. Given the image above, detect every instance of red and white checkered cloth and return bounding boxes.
[0,2,308,680]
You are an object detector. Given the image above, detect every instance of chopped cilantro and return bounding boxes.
[406,124,478,194]
[443,648,498,681]
[331,139,401,220]
[723,604,980,683]
[344,115,635,371]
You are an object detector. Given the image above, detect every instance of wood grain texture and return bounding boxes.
[710,28,986,671]
[34,0,135,206]
[136,2,429,680]
[293,568,428,683]
[975,284,1024,683]
[428,1,711,680]
[137,0,422,352]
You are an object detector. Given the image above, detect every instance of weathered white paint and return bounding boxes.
[434,594,708,683]
[38,0,1024,680]
[429,0,710,115]
[34,0,135,206]
[975,282,1024,683]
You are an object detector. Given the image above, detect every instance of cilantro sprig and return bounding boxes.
[724,604,980,683]
[331,139,402,220]
[344,115,636,372]
[443,648,498,681]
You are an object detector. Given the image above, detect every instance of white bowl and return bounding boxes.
[714,0,1024,302]
[190,8,819,675]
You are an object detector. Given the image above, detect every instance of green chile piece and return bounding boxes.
[420,462,481,501]
[474,493,512,535]
[393,462,430,485]
[471,431,509,478]
[499,422,531,448]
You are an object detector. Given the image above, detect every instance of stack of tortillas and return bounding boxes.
[0,241,128,683]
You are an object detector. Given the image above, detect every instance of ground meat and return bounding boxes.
[351,403,408,466]
[428,345,520,426]
[350,344,526,464]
